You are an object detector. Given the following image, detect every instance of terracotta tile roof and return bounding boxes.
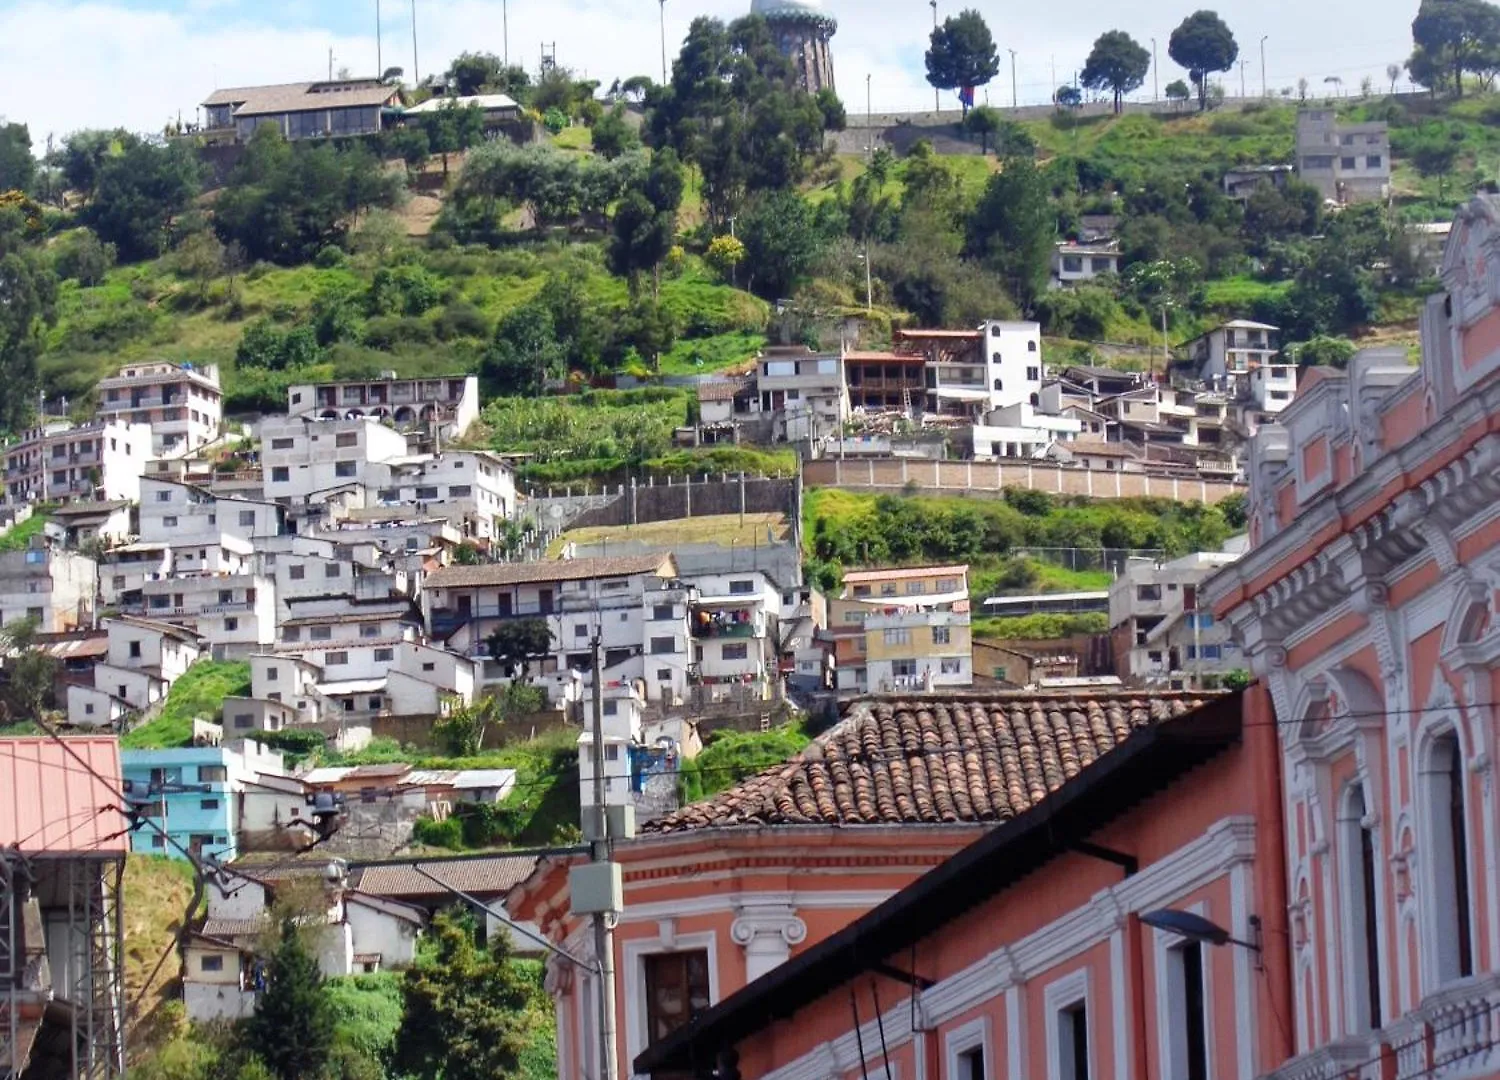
[424,554,674,589]
[645,692,1222,832]
[0,737,130,854]
[696,380,746,402]
[201,916,270,939]
[354,855,540,898]
[202,81,398,116]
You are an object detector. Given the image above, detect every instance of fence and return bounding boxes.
[803,458,1243,504]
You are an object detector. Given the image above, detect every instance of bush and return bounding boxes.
[412,816,464,850]
[434,301,492,341]
[314,245,348,268]
[542,108,568,134]
[361,316,436,351]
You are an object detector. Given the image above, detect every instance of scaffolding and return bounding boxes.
[1,851,124,1080]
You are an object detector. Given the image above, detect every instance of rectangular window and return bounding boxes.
[335,461,357,478]
[415,486,439,500]
[650,637,676,655]
[653,603,675,621]
[271,467,290,483]
[935,578,959,593]
[941,658,961,674]
[1341,156,1358,170]
[199,766,227,783]
[1027,366,1040,381]
[325,563,342,578]
[907,581,926,595]
[722,643,749,661]
[933,626,951,645]
[200,955,224,973]
[575,624,589,638]
[728,579,755,595]
[643,950,711,1047]
[129,640,142,659]
[326,651,349,665]
[162,516,178,528]
[1200,644,1222,660]
[156,491,172,502]
[373,648,394,662]
[201,799,220,811]
[958,1046,986,1080]
[335,432,358,448]
[310,626,332,641]
[1059,1002,1089,1080]
[1136,584,1162,602]
[1167,942,1208,1080]
[265,666,279,681]
[448,485,472,498]
[883,628,911,646]
[233,714,253,729]
[289,565,305,580]
[880,583,898,597]
[852,585,872,597]
[238,510,256,527]
[271,438,295,451]
[1366,154,1383,169]
[224,617,239,632]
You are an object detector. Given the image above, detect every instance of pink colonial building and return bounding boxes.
[1205,193,1500,1079]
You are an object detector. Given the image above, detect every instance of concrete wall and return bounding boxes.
[371,708,572,750]
[803,457,1243,504]
[567,475,799,530]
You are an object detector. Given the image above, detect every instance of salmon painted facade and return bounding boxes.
[506,691,1224,1078]
[1204,193,1500,1079]
[631,689,1292,1080]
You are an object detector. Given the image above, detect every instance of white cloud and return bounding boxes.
[1,0,1417,142]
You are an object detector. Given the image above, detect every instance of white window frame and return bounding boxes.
[622,929,720,1075]
[1415,724,1474,993]
[946,1014,991,1080]
[1153,900,1214,1080]
[1044,967,1092,1080]
[1336,780,1380,1036]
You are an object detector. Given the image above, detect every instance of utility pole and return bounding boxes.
[1051,54,1057,101]
[329,47,334,81]
[410,0,419,85]
[1260,36,1268,98]
[1008,48,1017,108]
[376,0,382,79]
[659,0,669,86]
[930,0,939,112]
[1151,38,1158,101]
[503,0,509,67]
[1239,59,1248,99]
[588,633,619,1080]
[866,72,872,159]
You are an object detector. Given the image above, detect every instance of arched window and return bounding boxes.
[1423,732,1474,984]
[1339,784,1382,1031]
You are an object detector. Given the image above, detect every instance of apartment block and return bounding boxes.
[95,361,223,456]
[67,616,204,727]
[1295,108,1391,204]
[685,569,781,702]
[134,572,276,656]
[1107,551,1243,688]
[120,741,286,862]
[422,554,692,705]
[0,545,97,633]
[260,415,410,505]
[137,477,287,547]
[285,374,480,439]
[2,419,152,506]
[827,564,971,694]
[373,451,518,539]
[756,347,847,441]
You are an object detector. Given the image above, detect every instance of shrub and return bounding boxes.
[542,108,568,134]
[314,245,348,268]
[412,816,464,850]
[361,316,436,351]
[434,300,492,341]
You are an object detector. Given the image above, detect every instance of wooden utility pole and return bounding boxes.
[589,633,620,1080]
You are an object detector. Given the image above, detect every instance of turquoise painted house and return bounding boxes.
[120,747,242,862]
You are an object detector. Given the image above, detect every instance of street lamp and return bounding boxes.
[1151,37,1158,102]
[1260,35,1268,98]
[1140,909,1264,969]
[1007,48,1018,108]
[855,249,872,312]
[929,0,939,112]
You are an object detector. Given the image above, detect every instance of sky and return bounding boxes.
[0,0,1424,143]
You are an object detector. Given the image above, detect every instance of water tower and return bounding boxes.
[751,0,836,94]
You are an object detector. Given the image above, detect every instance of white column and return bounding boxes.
[730,904,807,982]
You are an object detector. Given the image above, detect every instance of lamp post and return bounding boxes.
[659,0,668,86]
[1260,36,1268,98]
[1008,48,1018,108]
[1141,908,1264,970]
[930,0,939,112]
[1151,38,1158,101]
[1239,58,1248,99]
[503,0,509,68]
[866,73,873,159]
[410,0,419,86]
[375,0,382,79]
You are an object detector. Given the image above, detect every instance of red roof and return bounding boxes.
[0,737,130,855]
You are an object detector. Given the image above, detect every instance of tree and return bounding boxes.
[705,233,746,283]
[1081,30,1152,113]
[924,9,1001,114]
[592,104,638,160]
[51,229,115,286]
[1412,0,1500,97]
[962,105,1003,153]
[484,618,553,679]
[243,921,335,1080]
[0,619,58,723]
[1388,62,1403,93]
[446,51,505,95]
[1165,79,1192,108]
[965,155,1054,311]
[173,231,224,301]
[482,302,565,396]
[0,124,35,194]
[1054,85,1083,109]
[1292,334,1357,368]
[621,74,655,101]
[0,208,57,432]
[393,910,536,1080]
[84,138,202,262]
[609,150,683,295]
[1168,10,1240,110]
[739,190,822,299]
[1411,129,1463,197]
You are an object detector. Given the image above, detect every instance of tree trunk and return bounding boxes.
[1114,88,1123,114]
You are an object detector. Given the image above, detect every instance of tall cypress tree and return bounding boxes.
[243,921,335,1080]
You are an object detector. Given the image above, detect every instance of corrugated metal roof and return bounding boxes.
[452,769,516,789]
[841,564,969,585]
[424,553,673,589]
[0,737,130,854]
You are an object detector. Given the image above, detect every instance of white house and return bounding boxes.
[260,416,410,506]
[137,573,277,657]
[1,419,152,507]
[372,451,518,540]
[138,478,286,548]
[95,361,223,456]
[683,569,782,699]
[971,401,1084,460]
[1107,549,1244,688]
[0,546,96,633]
[1051,240,1121,288]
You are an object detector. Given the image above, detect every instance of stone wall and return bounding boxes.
[803,458,1243,504]
[568,474,800,530]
